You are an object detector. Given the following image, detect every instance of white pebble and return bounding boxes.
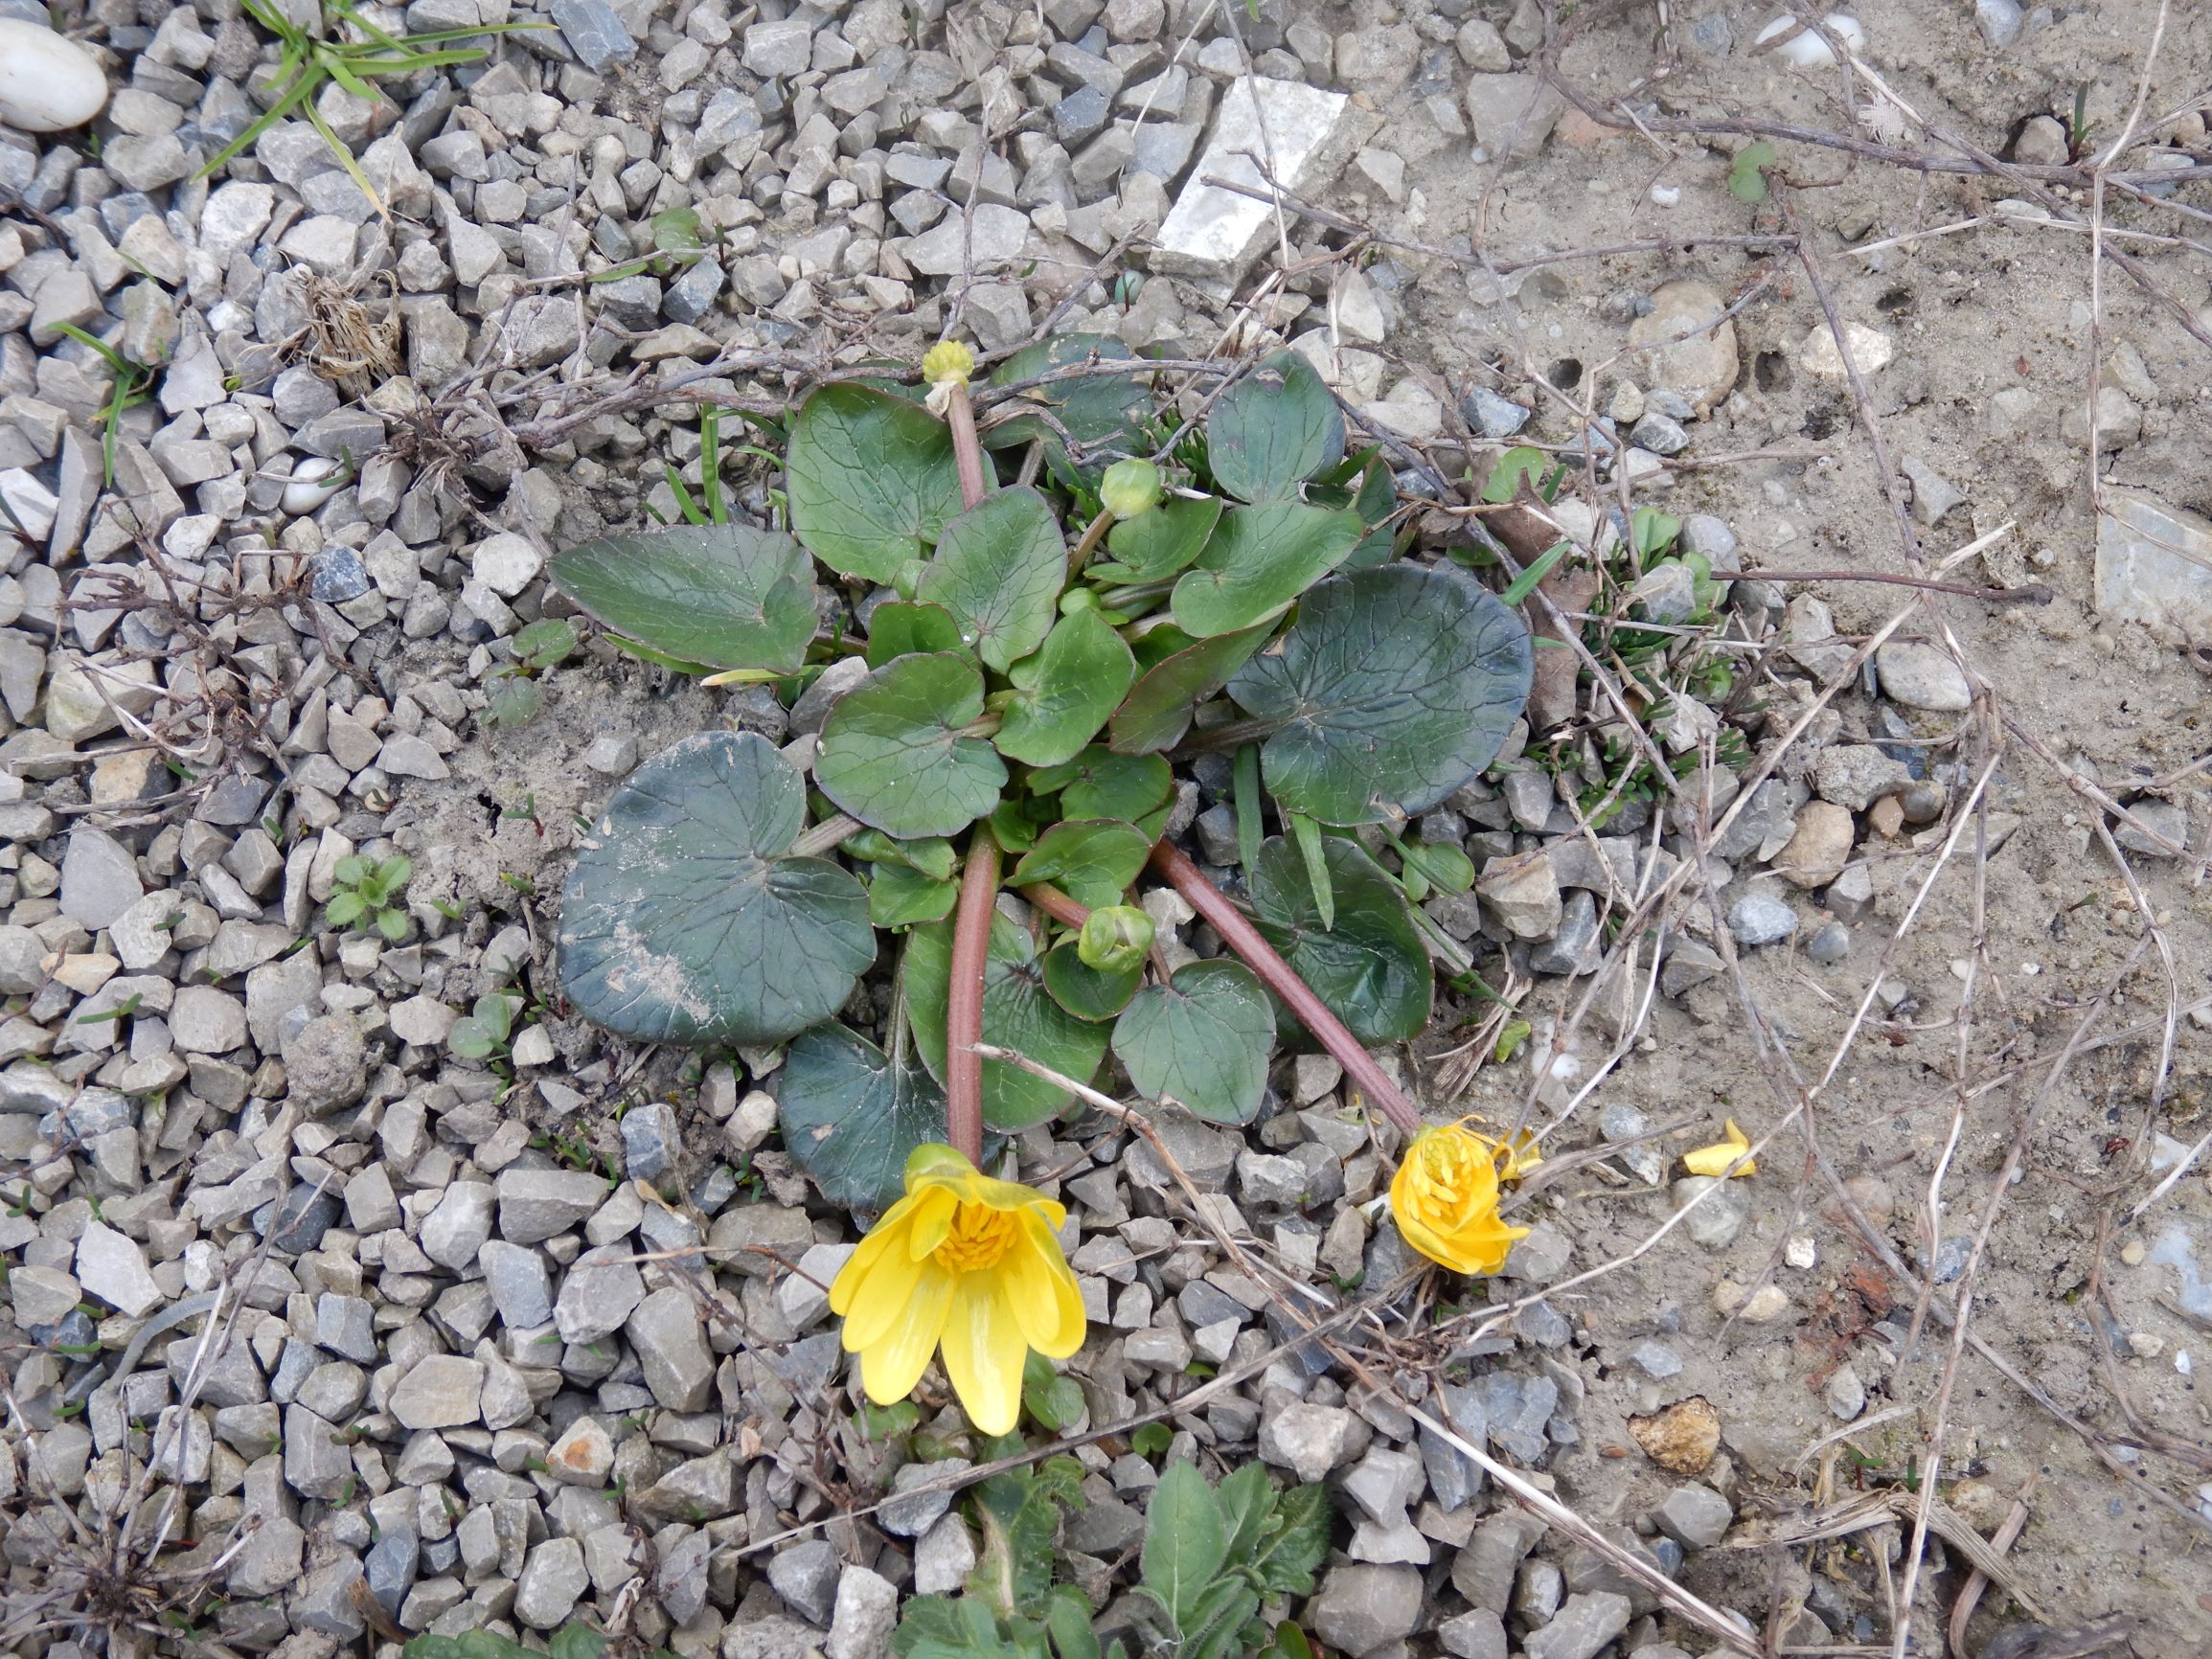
[282,457,343,515]
[1650,183,1681,208]
[1754,12,1866,68]
[0,19,110,132]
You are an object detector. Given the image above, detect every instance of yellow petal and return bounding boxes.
[1008,1211,1086,1357]
[830,1196,919,1315]
[842,1233,929,1351]
[1682,1119,1757,1179]
[856,1261,952,1403]
[904,1186,960,1261]
[941,1271,1027,1436]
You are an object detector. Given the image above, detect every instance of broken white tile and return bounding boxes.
[1153,77,1358,284]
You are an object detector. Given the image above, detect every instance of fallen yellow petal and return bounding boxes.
[1682,1118,1757,1179]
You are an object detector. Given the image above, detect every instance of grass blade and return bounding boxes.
[1233,741,1262,871]
[1287,809,1333,932]
[700,406,725,525]
[1498,539,1572,607]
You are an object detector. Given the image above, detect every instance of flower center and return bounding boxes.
[932,1202,1016,1272]
[1411,1141,1489,1222]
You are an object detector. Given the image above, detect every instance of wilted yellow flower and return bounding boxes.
[921,339,975,387]
[1682,1118,1757,1179]
[830,1144,1083,1436]
[1389,1124,1531,1277]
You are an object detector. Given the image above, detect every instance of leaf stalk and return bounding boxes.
[946,833,1002,1162]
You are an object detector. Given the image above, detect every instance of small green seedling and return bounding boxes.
[589,205,711,284]
[486,619,580,728]
[1727,139,1777,203]
[50,322,161,490]
[446,992,519,1062]
[326,854,412,942]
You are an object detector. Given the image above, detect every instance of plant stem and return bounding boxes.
[790,813,861,858]
[1017,882,1090,929]
[1147,839,1424,1136]
[1068,506,1113,577]
[946,832,1001,1163]
[946,381,990,510]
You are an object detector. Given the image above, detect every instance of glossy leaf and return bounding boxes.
[814,652,1008,838]
[1034,747,1175,835]
[1247,835,1430,1046]
[1089,494,1223,583]
[1108,623,1271,753]
[1228,563,1533,826]
[917,487,1067,672]
[1170,502,1362,639]
[549,522,820,673]
[1023,1351,1086,1431]
[986,333,1149,468]
[869,861,958,926]
[1041,939,1143,1022]
[1112,960,1274,1125]
[866,601,967,669]
[844,829,958,882]
[559,732,875,1045]
[1010,819,1152,910]
[994,607,1137,767]
[903,916,1109,1130]
[1204,351,1344,503]
[778,1023,951,1213]
[787,382,967,582]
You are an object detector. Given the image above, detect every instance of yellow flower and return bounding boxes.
[829,1144,1084,1436]
[921,339,974,387]
[1681,1118,1757,1179]
[1389,1124,1531,1277]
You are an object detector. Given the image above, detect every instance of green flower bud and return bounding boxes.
[892,557,928,602]
[1078,905,1153,973]
[1059,587,1100,616]
[1099,458,1163,521]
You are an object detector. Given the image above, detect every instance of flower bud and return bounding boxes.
[921,339,974,387]
[1077,905,1153,973]
[1099,458,1163,520]
[892,557,928,602]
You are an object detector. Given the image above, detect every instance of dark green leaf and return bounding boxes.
[1142,1462,1227,1629]
[1010,819,1152,910]
[787,382,967,582]
[559,732,875,1045]
[1228,564,1533,826]
[1181,1582,1263,1659]
[1398,837,1474,897]
[843,829,959,882]
[869,862,959,926]
[547,1624,607,1659]
[513,617,579,667]
[1340,455,1401,571]
[325,891,365,927]
[904,917,1108,1130]
[917,487,1067,672]
[1022,1351,1086,1431]
[1205,351,1344,503]
[1481,445,1551,504]
[1170,501,1362,639]
[1216,1463,1275,1567]
[815,652,1008,838]
[1247,836,1429,1045]
[867,601,968,669]
[1248,1482,1332,1595]
[967,1458,1086,1620]
[1287,811,1333,931]
[1130,1422,1172,1458]
[474,993,516,1041]
[1044,1589,1103,1659]
[1265,1624,1314,1659]
[445,1016,499,1059]
[994,608,1137,768]
[778,1022,951,1213]
[1233,742,1263,870]
[488,675,541,728]
[1041,940,1142,1022]
[895,1597,1024,1659]
[1089,494,1222,583]
[1112,960,1274,1125]
[1108,624,1271,754]
[550,522,820,673]
[1033,747,1175,835]
[986,333,1149,469]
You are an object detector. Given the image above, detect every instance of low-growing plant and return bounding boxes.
[448,990,520,1064]
[486,619,580,728]
[325,852,412,941]
[544,335,1534,1206]
[49,321,161,491]
[892,1456,1329,1659]
[400,1621,611,1659]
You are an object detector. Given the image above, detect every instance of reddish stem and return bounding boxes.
[1018,882,1090,929]
[946,834,1001,1163]
[946,381,990,510]
[1148,840,1424,1136]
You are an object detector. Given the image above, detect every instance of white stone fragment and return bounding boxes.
[1153,77,1357,284]
[0,20,110,132]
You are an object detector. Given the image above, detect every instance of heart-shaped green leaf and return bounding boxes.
[1247,835,1430,1045]
[787,383,967,582]
[1112,960,1274,1125]
[814,652,1008,838]
[903,916,1108,1130]
[1228,563,1533,826]
[844,830,958,881]
[1171,502,1363,638]
[1108,623,1272,753]
[1011,819,1152,910]
[777,1023,951,1214]
[1089,495,1223,583]
[916,487,1068,672]
[868,862,958,926]
[986,333,1149,471]
[549,523,821,674]
[865,601,966,669]
[994,609,1138,767]
[1032,746,1176,836]
[559,732,875,1045]
[1205,351,1344,503]
[1042,940,1143,1021]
